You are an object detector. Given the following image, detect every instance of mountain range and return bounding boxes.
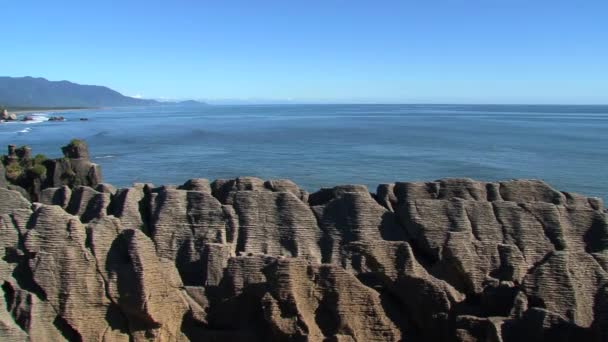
[0,76,203,108]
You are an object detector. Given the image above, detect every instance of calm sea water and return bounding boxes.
[1,104,607,202]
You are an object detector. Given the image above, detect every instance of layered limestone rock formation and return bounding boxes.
[0,141,101,202]
[0,171,607,341]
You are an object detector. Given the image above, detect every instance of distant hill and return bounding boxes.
[175,100,208,106]
[0,76,159,108]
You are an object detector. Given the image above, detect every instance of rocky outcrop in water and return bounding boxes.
[0,148,607,341]
[0,140,101,201]
[0,109,17,121]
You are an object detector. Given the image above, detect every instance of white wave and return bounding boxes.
[23,113,50,124]
[94,155,116,159]
[17,127,31,134]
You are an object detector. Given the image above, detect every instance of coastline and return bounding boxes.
[0,145,606,340]
[9,107,93,115]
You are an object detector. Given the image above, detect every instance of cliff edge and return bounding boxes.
[0,142,607,341]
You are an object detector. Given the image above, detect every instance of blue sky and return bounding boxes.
[0,0,607,104]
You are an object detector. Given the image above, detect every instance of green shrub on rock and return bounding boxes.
[28,164,47,177]
[33,153,47,165]
[69,139,85,146]
[62,139,89,159]
[5,162,23,180]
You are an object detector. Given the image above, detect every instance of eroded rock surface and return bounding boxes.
[0,176,606,341]
[0,141,101,202]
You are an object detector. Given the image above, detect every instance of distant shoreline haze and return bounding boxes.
[1,76,607,108]
[0,76,206,108]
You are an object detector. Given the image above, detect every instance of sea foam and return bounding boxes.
[23,113,50,124]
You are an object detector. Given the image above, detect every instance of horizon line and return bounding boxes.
[158,102,608,106]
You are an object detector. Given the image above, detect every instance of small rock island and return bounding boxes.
[0,108,17,121]
[0,140,607,341]
[0,107,70,123]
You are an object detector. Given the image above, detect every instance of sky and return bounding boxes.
[0,0,607,104]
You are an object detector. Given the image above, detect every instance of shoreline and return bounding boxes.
[1,107,94,124]
[9,107,93,115]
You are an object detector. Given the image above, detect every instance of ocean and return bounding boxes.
[1,104,607,202]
